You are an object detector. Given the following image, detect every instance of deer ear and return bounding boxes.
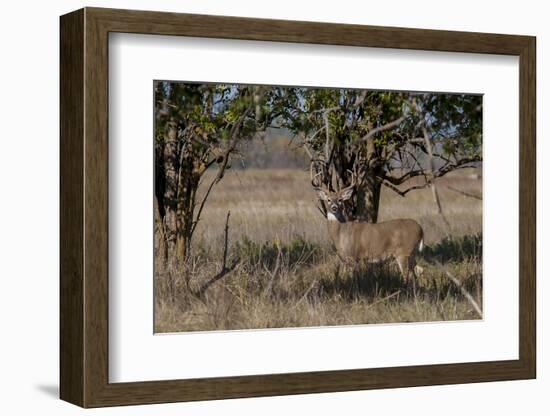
[340,187,354,201]
[317,190,329,201]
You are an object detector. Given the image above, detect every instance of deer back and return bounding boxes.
[327,218,423,262]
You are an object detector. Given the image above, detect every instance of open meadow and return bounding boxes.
[154,167,483,332]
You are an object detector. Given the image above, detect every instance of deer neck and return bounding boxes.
[326,212,346,243]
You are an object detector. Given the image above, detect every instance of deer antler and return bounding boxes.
[311,166,323,190]
[340,181,356,196]
[340,169,357,194]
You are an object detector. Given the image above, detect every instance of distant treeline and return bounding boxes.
[236,129,309,170]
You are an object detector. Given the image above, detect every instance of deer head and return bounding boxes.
[311,171,355,222]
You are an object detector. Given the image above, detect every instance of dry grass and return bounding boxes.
[155,168,482,333]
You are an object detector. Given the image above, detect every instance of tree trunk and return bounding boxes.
[162,119,179,268]
[154,197,167,272]
[355,173,382,223]
[175,167,197,262]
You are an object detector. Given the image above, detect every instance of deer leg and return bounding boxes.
[397,255,420,298]
[339,258,354,278]
[350,259,361,279]
[395,256,409,281]
[408,255,417,278]
[408,255,420,298]
[337,253,351,277]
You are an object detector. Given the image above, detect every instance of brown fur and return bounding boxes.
[318,187,424,281]
[327,218,424,280]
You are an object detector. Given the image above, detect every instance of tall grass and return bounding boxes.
[155,168,483,333]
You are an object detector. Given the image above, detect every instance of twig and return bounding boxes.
[293,280,319,309]
[366,291,401,309]
[196,260,239,298]
[262,251,281,296]
[195,211,238,297]
[435,261,482,318]
[446,185,482,200]
[222,211,230,268]
[191,170,221,236]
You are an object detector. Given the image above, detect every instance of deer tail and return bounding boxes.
[418,238,424,253]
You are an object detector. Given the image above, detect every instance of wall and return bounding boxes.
[0,0,546,414]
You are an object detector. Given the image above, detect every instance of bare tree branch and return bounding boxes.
[306,126,326,143]
[191,107,253,236]
[359,115,406,143]
[323,111,332,162]
[446,185,482,200]
[382,180,432,197]
[383,154,480,187]
[409,125,451,232]
[383,168,427,185]
[191,167,221,236]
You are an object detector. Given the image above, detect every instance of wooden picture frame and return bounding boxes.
[60,7,536,408]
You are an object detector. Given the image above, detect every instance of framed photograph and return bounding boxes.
[60,7,536,408]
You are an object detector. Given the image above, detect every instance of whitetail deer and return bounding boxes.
[314,178,424,282]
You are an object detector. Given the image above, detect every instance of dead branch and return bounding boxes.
[293,279,320,309]
[302,141,314,159]
[190,107,253,235]
[422,126,451,231]
[262,251,282,296]
[382,161,480,197]
[435,261,482,318]
[222,211,230,268]
[191,168,222,236]
[305,126,325,146]
[366,291,401,309]
[189,131,212,148]
[384,168,427,185]
[195,211,239,297]
[194,261,239,299]
[359,115,406,143]
[382,180,432,197]
[323,111,332,162]
[446,185,482,200]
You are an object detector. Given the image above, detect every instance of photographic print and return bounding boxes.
[154,82,482,333]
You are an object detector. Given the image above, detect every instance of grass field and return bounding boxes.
[154,168,482,333]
